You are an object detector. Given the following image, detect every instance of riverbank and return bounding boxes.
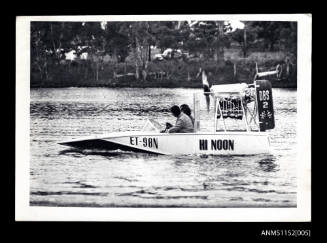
[30,78,297,89]
[31,57,297,89]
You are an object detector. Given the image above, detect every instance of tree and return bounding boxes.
[150,21,187,56]
[74,22,107,81]
[230,22,255,57]
[31,23,50,81]
[279,22,297,55]
[123,22,155,80]
[103,22,130,62]
[183,21,231,63]
[31,22,84,81]
[249,21,297,52]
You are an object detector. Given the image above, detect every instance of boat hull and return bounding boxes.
[59,131,270,155]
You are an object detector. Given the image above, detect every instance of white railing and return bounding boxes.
[193,91,260,133]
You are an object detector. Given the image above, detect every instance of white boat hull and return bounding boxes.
[59,131,270,155]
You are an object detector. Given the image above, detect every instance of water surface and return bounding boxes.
[30,87,297,207]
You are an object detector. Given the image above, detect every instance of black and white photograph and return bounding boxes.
[15,14,311,221]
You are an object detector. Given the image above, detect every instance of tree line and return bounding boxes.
[31,21,297,86]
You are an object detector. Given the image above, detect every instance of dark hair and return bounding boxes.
[180,104,191,116]
[170,105,181,117]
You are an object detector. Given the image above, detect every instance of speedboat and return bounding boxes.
[59,78,275,155]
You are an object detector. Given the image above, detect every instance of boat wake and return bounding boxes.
[60,148,132,157]
[59,148,158,157]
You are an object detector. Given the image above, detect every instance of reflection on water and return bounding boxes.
[257,155,279,172]
[30,88,297,207]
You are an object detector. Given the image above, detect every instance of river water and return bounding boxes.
[30,87,297,207]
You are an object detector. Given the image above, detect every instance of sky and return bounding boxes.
[187,20,245,32]
[228,20,245,31]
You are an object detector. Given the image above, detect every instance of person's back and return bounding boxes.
[168,112,194,133]
[180,104,195,127]
[189,115,195,126]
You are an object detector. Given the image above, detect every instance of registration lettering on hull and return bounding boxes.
[130,137,158,149]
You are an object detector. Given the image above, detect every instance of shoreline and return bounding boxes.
[30,82,297,89]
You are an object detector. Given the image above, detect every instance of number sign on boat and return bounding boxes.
[255,80,275,131]
[130,136,159,149]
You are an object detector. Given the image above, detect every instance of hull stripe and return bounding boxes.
[60,139,165,155]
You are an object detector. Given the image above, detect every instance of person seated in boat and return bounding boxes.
[163,105,194,133]
[180,104,194,126]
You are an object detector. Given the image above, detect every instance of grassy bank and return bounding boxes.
[30,79,296,89]
[31,53,297,89]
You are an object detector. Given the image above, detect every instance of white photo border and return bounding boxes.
[15,14,312,222]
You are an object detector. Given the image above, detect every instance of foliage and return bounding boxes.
[30,20,297,88]
[229,22,256,57]
[183,21,231,61]
[249,21,297,54]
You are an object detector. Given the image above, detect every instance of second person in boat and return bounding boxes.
[163,105,194,133]
[180,104,194,126]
